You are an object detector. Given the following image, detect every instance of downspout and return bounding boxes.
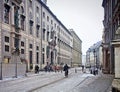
[0,0,2,80]
[40,3,43,69]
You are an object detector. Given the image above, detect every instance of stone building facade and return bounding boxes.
[70,29,82,67]
[0,0,75,74]
[102,0,120,91]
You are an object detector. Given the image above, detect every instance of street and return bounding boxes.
[0,68,113,92]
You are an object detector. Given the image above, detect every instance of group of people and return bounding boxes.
[34,64,70,77]
[35,64,99,77]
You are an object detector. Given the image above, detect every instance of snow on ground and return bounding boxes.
[32,73,94,92]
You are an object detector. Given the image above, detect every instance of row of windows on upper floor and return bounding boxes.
[4,35,72,55]
[4,36,39,53]
[3,5,71,42]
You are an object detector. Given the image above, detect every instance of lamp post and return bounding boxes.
[93,49,96,75]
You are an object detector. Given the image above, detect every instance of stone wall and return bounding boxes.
[0,63,26,79]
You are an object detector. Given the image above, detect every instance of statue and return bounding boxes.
[14,6,19,29]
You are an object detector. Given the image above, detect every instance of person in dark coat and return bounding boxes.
[63,64,70,77]
[35,65,39,73]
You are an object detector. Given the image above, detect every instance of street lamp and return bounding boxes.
[93,49,96,75]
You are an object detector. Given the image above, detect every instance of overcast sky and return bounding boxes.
[47,0,104,55]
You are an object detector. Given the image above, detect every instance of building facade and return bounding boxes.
[0,0,74,76]
[102,0,120,91]
[70,29,82,67]
[86,41,102,69]
[102,0,114,74]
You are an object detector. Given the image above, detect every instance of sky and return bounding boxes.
[47,0,104,55]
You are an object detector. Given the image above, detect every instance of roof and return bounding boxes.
[38,0,71,35]
[87,41,102,52]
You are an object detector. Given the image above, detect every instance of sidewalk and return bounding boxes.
[0,67,77,84]
[0,67,114,92]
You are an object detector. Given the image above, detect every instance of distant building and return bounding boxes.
[70,29,82,67]
[86,41,102,68]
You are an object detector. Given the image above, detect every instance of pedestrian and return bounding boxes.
[35,65,39,73]
[63,64,70,77]
[82,65,84,72]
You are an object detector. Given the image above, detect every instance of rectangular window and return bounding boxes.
[21,49,24,54]
[43,12,45,18]
[30,23,33,34]
[21,41,24,47]
[36,27,39,37]
[47,32,49,41]
[42,48,44,52]
[5,45,9,52]
[29,51,33,69]
[29,44,32,49]
[5,36,9,43]
[47,16,49,22]
[43,29,45,40]
[36,46,39,50]
[51,20,53,25]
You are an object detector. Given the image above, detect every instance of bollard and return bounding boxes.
[75,68,77,73]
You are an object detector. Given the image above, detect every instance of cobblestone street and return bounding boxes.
[0,68,113,92]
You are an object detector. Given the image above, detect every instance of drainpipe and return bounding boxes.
[0,0,2,80]
[40,4,43,69]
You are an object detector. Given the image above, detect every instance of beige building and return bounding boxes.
[70,29,82,67]
[0,0,73,77]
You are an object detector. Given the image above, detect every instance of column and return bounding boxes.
[115,47,120,78]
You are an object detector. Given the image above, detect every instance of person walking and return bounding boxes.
[63,64,70,77]
[35,65,39,73]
